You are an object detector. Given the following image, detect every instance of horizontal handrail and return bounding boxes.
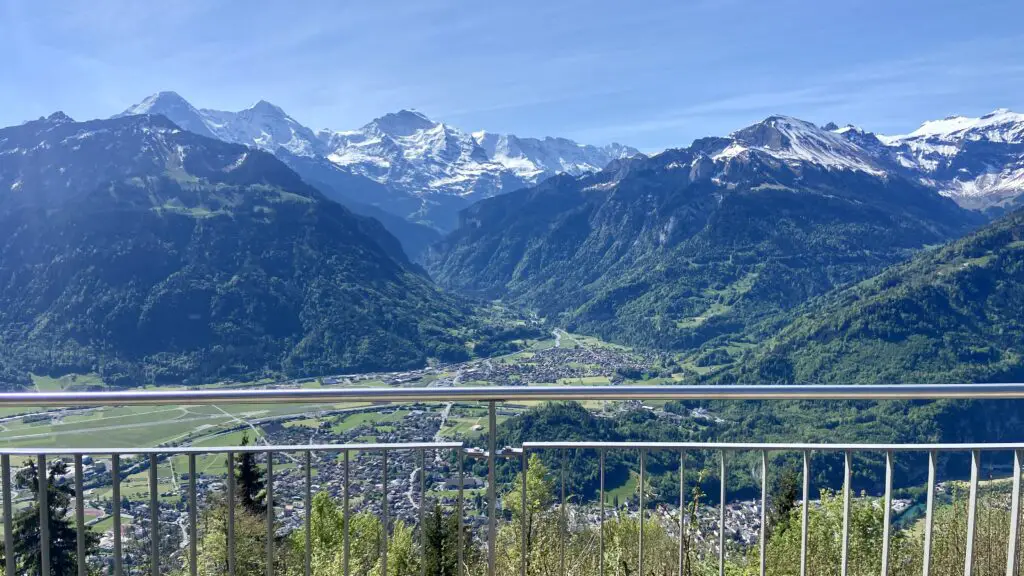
[524,441,1024,451]
[0,441,462,456]
[4,383,1024,406]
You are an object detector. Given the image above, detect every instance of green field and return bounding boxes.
[330,409,410,434]
[603,472,638,506]
[0,399,375,450]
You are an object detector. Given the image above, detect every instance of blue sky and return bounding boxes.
[2,0,1023,152]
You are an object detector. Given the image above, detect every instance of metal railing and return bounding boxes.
[1,384,1024,576]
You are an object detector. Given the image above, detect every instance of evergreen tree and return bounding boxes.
[768,466,801,536]
[381,520,418,576]
[196,494,267,576]
[235,433,266,516]
[3,459,98,575]
[422,504,474,576]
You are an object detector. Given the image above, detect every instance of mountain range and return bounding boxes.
[0,112,474,387]
[426,114,986,354]
[116,92,640,232]
[5,93,1024,389]
[118,93,1024,217]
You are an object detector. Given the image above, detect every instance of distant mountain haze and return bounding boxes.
[115,92,641,233]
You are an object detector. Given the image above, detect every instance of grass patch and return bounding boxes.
[330,410,409,434]
[603,472,638,506]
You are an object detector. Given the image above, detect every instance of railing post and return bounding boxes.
[344,449,350,576]
[304,451,311,576]
[38,454,49,576]
[189,454,198,576]
[382,449,389,576]
[841,451,852,576]
[720,450,727,576]
[521,449,528,576]
[600,448,606,576]
[1007,450,1022,576]
[882,450,893,576]
[149,454,159,576]
[965,450,980,576]
[2,454,13,576]
[227,451,236,576]
[924,450,936,576]
[113,454,123,576]
[800,450,809,576]
[639,449,645,576]
[75,454,86,576]
[457,448,464,576]
[420,448,426,576]
[266,451,274,576]
[760,450,767,576]
[561,449,567,576]
[487,401,497,576]
[680,450,686,576]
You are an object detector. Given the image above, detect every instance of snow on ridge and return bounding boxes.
[725,115,886,175]
[117,91,640,201]
[886,108,1024,143]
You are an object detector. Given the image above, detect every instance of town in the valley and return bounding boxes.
[2,333,911,572]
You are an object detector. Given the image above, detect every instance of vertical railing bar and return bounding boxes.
[420,448,426,576]
[343,450,350,576]
[189,454,198,576]
[800,450,809,576]
[841,450,852,576]
[924,450,936,576]
[149,454,158,576]
[113,454,123,576]
[226,451,236,576]
[266,451,274,576]
[965,449,980,576]
[680,450,687,576]
[382,449,389,576]
[521,449,528,576]
[304,451,311,576]
[457,448,464,576]
[487,401,497,576]
[2,454,13,576]
[720,450,726,576]
[561,449,567,576]
[639,449,645,576]
[38,454,50,576]
[75,454,86,576]
[882,450,893,576]
[1007,450,1022,576]
[760,450,768,576]
[600,448,606,576]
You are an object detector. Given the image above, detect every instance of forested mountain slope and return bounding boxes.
[714,208,1024,384]
[0,113,472,388]
[428,116,982,352]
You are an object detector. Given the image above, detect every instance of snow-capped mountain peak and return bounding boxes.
[246,99,287,116]
[867,108,1024,207]
[44,111,75,125]
[116,92,641,227]
[317,111,639,205]
[369,109,436,137]
[117,92,323,157]
[122,91,192,116]
[891,108,1024,143]
[832,124,865,135]
[116,91,216,139]
[716,115,886,175]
